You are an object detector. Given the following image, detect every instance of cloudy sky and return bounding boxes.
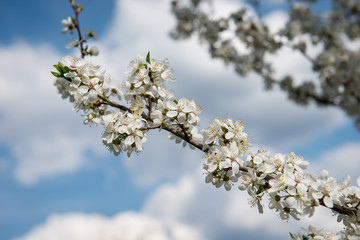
[1,0,360,239]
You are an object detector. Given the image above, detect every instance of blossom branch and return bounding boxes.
[170,0,360,130]
[97,93,358,219]
[94,94,359,219]
[97,95,204,151]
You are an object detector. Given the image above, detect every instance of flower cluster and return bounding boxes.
[203,118,251,191]
[199,116,360,238]
[53,53,205,156]
[102,111,146,157]
[124,54,175,113]
[236,149,360,239]
[124,53,203,147]
[290,223,360,240]
[52,56,121,125]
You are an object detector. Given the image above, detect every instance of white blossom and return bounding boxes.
[61,16,75,34]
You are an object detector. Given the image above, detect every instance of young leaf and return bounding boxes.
[51,71,61,77]
[146,51,151,63]
[53,63,61,72]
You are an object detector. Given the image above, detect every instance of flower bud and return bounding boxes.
[89,46,99,56]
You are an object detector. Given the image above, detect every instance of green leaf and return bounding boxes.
[146,51,151,63]
[76,4,84,11]
[70,16,75,23]
[51,71,61,77]
[63,66,70,72]
[256,185,264,194]
[53,63,61,72]
[58,65,70,74]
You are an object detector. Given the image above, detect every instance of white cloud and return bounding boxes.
[0,41,107,185]
[144,175,197,221]
[13,133,90,186]
[309,142,360,182]
[263,10,288,34]
[14,211,205,240]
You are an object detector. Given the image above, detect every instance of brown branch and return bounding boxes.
[98,95,131,112]
[180,124,190,141]
[330,202,357,217]
[147,96,152,119]
[140,125,160,131]
[162,124,205,152]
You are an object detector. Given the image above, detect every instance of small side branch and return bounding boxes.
[98,95,132,112]
[71,0,86,58]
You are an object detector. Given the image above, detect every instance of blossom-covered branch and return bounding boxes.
[170,0,360,130]
[52,52,360,239]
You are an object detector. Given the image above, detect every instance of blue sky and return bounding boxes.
[0,0,360,240]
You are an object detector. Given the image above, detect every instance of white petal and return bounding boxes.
[78,85,88,94]
[225,182,231,191]
[135,136,143,152]
[253,156,263,164]
[225,132,234,139]
[323,196,334,208]
[312,191,323,199]
[232,162,240,174]
[166,101,177,110]
[320,169,329,180]
[183,105,194,113]
[177,113,186,124]
[166,111,177,118]
[207,164,218,172]
[284,196,296,207]
[238,184,247,191]
[219,160,231,169]
[205,174,213,183]
[124,136,134,146]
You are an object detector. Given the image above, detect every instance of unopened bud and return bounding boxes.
[89,46,99,56]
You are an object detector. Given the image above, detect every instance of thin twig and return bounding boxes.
[71,0,86,58]
[140,125,160,131]
[147,96,152,119]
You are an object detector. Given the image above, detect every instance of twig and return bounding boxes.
[71,0,86,58]
[140,125,160,131]
[147,96,152,119]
